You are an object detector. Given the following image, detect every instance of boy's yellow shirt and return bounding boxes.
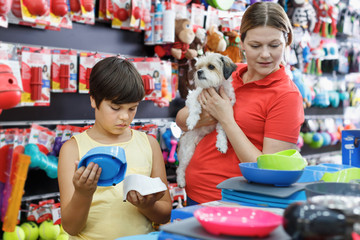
[70,129,154,240]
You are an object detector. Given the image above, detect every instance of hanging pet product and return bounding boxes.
[0,64,21,114]
[30,66,43,101]
[59,64,70,89]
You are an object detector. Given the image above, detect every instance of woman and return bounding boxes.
[175,2,304,204]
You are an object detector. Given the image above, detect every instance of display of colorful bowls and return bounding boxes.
[239,162,304,187]
[257,149,307,171]
[194,206,283,237]
[78,146,127,187]
[305,182,360,199]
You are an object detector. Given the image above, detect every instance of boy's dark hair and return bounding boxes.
[89,57,145,108]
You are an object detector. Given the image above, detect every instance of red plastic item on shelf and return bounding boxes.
[30,66,43,101]
[0,64,21,112]
[81,0,94,12]
[69,0,80,12]
[132,6,141,19]
[116,8,129,21]
[85,67,92,89]
[0,0,12,16]
[51,0,68,16]
[23,0,49,16]
[141,75,154,95]
[59,64,70,89]
[10,0,22,18]
[107,0,113,15]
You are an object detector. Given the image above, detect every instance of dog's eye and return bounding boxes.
[208,64,215,70]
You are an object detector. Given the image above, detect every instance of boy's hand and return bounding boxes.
[126,190,165,209]
[73,161,102,197]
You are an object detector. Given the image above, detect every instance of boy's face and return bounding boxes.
[91,97,139,135]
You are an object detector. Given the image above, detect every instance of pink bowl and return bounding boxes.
[194,206,283,237]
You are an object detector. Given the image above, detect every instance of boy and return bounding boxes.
[58,57,172,239]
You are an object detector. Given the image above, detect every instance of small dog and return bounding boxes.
[176,52,237,188]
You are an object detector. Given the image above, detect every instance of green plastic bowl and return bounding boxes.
[321,168,360,183]
[257,150,307,171]
[273,149,302,158]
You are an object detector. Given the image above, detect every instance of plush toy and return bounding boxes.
[287,0,316,70]
[186,27,207,59]
[171,19,197,60]
[312,0,337,38]
[204,24,227,53]
[181,27,207,97]
[291,67,312,108]
[220,30,242,63]
[176,25,205,99]
[287,0,317,32]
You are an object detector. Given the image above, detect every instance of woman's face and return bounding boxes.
[241,26,286,81]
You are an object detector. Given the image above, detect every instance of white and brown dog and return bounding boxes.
[176,52,237,188]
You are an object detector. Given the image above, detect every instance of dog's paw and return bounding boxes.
[177,178,186,188]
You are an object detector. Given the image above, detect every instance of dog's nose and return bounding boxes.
[197,70,204,79]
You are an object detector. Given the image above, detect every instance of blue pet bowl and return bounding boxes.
[239,162,304,187]
[78,146,127,187]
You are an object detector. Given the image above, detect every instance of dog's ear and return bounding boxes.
[221,56,237,80]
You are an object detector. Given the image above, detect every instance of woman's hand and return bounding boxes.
[126,190,166,209]
[199,86,234,124]
[72,161,102,197]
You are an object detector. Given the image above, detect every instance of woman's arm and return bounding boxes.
[175,106,217,132]
[200,87,297,163]
[57,139,101,236]
[126,135,172,224]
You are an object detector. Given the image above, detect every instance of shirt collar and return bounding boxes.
[235,64,286,87]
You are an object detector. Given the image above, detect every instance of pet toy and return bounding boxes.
[171,18,197,60]
[291,67,312,108]
[312,0,337,38]
[221,30,243,63]
[177,28,207,99]
[176,52,237,187]
[20,222,39,240]
[204,25,227,53]
[22,0,49,16]
[287,0,316,70]
[287,0,317,32]
[0,64,22,115]
[51,0,68,17]
[0,0,12,16]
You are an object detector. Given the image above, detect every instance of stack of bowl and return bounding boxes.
[239,149,307,187]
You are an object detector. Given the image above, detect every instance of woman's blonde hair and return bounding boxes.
[240,2,293,46]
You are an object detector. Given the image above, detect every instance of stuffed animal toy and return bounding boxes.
[287,0,316,70]
[220,30,243,63]
[204,24,227,53]
[179,28,207,98]
[312,0,337,38]
[177,27,207,99]
[186,27,207,59]
[171,19,197,60]
[287,0,317,32]
[176,52,237,188]
[291,67,312,108]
